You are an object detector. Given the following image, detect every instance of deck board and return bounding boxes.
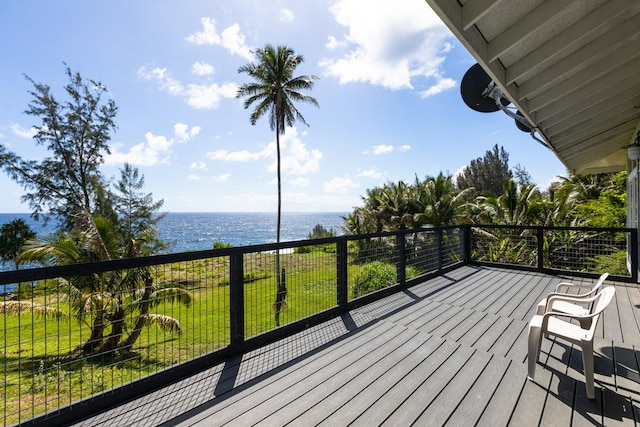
[443,355,511,426]
[69,266,640,427]
[413,349,493,425]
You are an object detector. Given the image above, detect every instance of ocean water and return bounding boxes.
[0,212,347,273]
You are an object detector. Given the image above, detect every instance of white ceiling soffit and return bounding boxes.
[426,0,640,175]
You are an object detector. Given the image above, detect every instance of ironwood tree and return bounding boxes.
[456,144,513,196]
[0,65,117,232]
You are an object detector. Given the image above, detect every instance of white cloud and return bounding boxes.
[174,123,201,142]
[323,176,358,194]
[207,149,263,162]
[137,66,184,95]
[10,123,37,139]
[399,144,411,152]
[214,173,231,182]
[192,62,214,76]
[186,17,253,60]
[187,174,202,181]
[321,0,456,93]
[289,176,310,187]
[207,126,322,176]
[372,145,394,155]
[185,82,238,109]
[106,132,172,166]
[190,161,208,170]
[220,23,253,60]
[105,123,199,166]
[138,65,237,109]
[454,165,467,180]
[280,8,294,23]
[186,17,221,45]
[358,168,383,179]
[326,35,347,50]
[420,77,456,98]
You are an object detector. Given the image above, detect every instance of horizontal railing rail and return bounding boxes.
[1,224,635,426]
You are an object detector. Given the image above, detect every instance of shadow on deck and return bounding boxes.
[72,266,640,426]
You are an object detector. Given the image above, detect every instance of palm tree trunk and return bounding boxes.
[119,276,153,351]
[97,298,125,354]
[274,128,286,326]
[76,316,106,353]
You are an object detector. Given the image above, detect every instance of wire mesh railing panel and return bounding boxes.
[543,229,631,277]
[347,235,399,300]
[471,227,539,267]
[441,227,465,268]
[1,255,231,426]
[405,230,439,276]
[243,244,339,339]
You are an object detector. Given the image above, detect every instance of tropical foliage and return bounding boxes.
[9,217,193,354]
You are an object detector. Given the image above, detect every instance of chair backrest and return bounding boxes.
[591,286,615,316]
[591,272,609,295]
[577,287,616,339]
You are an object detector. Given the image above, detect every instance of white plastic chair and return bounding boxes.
[527,286,616,399]
[536,272,609,319]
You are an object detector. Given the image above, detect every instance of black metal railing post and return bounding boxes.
[396,233,406,286]
[537,227,544,271]
[436,229,442,271]
[631,228,638,282]
[464,225,471,265]
[337,237,349,310]
[229,250,244,349]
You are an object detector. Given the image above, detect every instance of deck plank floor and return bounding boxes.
[72,266,640,426]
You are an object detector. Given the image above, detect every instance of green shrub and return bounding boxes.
[213,241,233,249]
[352,261,396,298]
[352,261,420,298]
[587,250,628,275]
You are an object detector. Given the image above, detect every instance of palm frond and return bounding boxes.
[0,301,67,319]
[150,287,194,307]
[141,313,182,334]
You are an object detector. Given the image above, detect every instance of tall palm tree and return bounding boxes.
[237,44,319,326]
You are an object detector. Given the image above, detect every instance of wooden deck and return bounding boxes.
[72,266,640,426]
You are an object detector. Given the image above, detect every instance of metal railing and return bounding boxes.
[1,226,463,426]
[1,224,636,425]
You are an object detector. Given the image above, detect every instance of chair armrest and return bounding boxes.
[544,292,599,314]
[554,282,598,294]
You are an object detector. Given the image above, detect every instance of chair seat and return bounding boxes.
[545,316,591,342]
[536,298,590,316]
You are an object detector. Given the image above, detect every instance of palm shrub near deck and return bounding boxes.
[4,217,193,354]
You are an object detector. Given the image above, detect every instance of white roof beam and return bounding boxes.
[487,0,574,62]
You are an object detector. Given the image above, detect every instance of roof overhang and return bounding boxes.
[425,0,640,175]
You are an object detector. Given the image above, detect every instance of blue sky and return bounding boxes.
[0,0,567,213]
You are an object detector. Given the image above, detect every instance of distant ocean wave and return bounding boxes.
[0,212,347,278]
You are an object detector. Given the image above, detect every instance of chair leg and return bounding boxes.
[527,318,542,380]
[582,340,596,399]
